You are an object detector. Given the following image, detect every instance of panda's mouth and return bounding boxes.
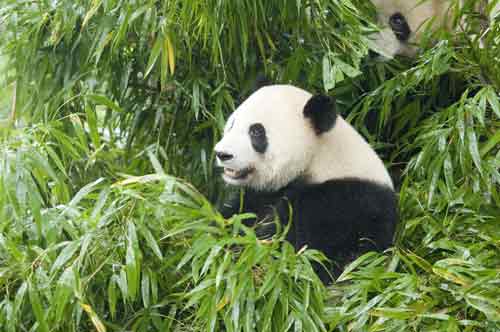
[223,167,254,180]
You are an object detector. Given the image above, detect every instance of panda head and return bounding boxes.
[214,85,336,191]
[370,0,448,58]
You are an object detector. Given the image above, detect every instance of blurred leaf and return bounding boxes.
[28,282,49,332]
[86,95,123,113]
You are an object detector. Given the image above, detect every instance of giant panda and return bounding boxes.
[214,85,398,282]
[371,0,500,58]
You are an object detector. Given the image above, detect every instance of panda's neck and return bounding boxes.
[305,117,394,189]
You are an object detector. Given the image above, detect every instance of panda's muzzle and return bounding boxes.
[223,167,254,180]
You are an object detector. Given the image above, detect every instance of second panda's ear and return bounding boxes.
[303,95,337,135]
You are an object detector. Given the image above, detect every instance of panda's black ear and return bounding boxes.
[303,95,337,135]
[254,73,272,90]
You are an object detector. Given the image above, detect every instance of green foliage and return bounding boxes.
[0,0,499,331]
[0,133,325,331]
[0,0,371,197]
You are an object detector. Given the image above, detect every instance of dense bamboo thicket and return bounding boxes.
[0,0,499,331]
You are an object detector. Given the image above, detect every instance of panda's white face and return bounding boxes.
[214,85,318,191]
[370,0,449,58]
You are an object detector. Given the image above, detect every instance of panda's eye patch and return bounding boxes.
[249,123,265,137]
[389,12,411,42]
[249,123,268,153]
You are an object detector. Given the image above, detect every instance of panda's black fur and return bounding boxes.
[218,93,398,283]
[221,178,397,282]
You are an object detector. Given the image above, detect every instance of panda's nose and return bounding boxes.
[215,150,234,162]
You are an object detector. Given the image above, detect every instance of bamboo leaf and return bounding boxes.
[85,103,101,149]
[81,303,107,332]
[86,94,123,113]
[166,34,175,75]
[145,37,163,78]
[28,282,49,332]
[322,54,335,91]
[126,221,141,300]
[51,241,80,274]
[81,0,103,30]
[54,267,75,321]
[480,129,500,156]
[467,125,483,175]
[66,177,105,209]
[108,275,119,319]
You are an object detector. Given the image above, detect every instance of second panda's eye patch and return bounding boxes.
[389,12,411,42]
[249,123,268,153]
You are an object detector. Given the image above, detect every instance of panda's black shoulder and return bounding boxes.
[285,177,396,208]
[220,178,398,283]
[283,178,397,229]
[281,178,398,276]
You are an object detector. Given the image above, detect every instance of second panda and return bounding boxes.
[214,85,398,282]
[371,0,500,58]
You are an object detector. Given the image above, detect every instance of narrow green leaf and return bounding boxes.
[70,114,89,153]
[108,275,118,318]
[29,191,43,240]
[160,35,169,90]
[13,282,27,315]
[81,0,103,30]
[138,223,163,260]
[112,7,131,51]
[370,307,415,319]
[334,57,362,78]
[466,125,483,175]
[322,54,335,91]
[86,94,123,113]
[141,270,150,308]
[145,37,163,78]
[45,145,68,178]
[28,282,49,332]
[166,34,175,75]
[486,87,500,117]
[51,241,80,274]
[67,178,104,209]
[480,129,500,156]
[126,221,140,300]
[54,267,75,321]
[85,103,101,149]
[81,303,107,332]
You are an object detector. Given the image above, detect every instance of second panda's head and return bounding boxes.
[370,0,449,58]
[214,85,336,191]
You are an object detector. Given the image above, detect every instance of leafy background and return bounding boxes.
[0,0,499,331]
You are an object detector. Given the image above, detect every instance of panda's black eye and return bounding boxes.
[249,123,267,153]
[389,12,411,42]
[249,123,265,137]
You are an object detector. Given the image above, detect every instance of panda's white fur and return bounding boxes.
[307,115,393,188]
[215,86,317,191]
[214,85,393,191]
[371,0,500,58]
[216,85,398,282]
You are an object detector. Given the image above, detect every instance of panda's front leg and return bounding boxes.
[219,189,244,219]
[273,192,306,251]
[219,188,282,230]
[219,189,258,229]
[274,191,336,283]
